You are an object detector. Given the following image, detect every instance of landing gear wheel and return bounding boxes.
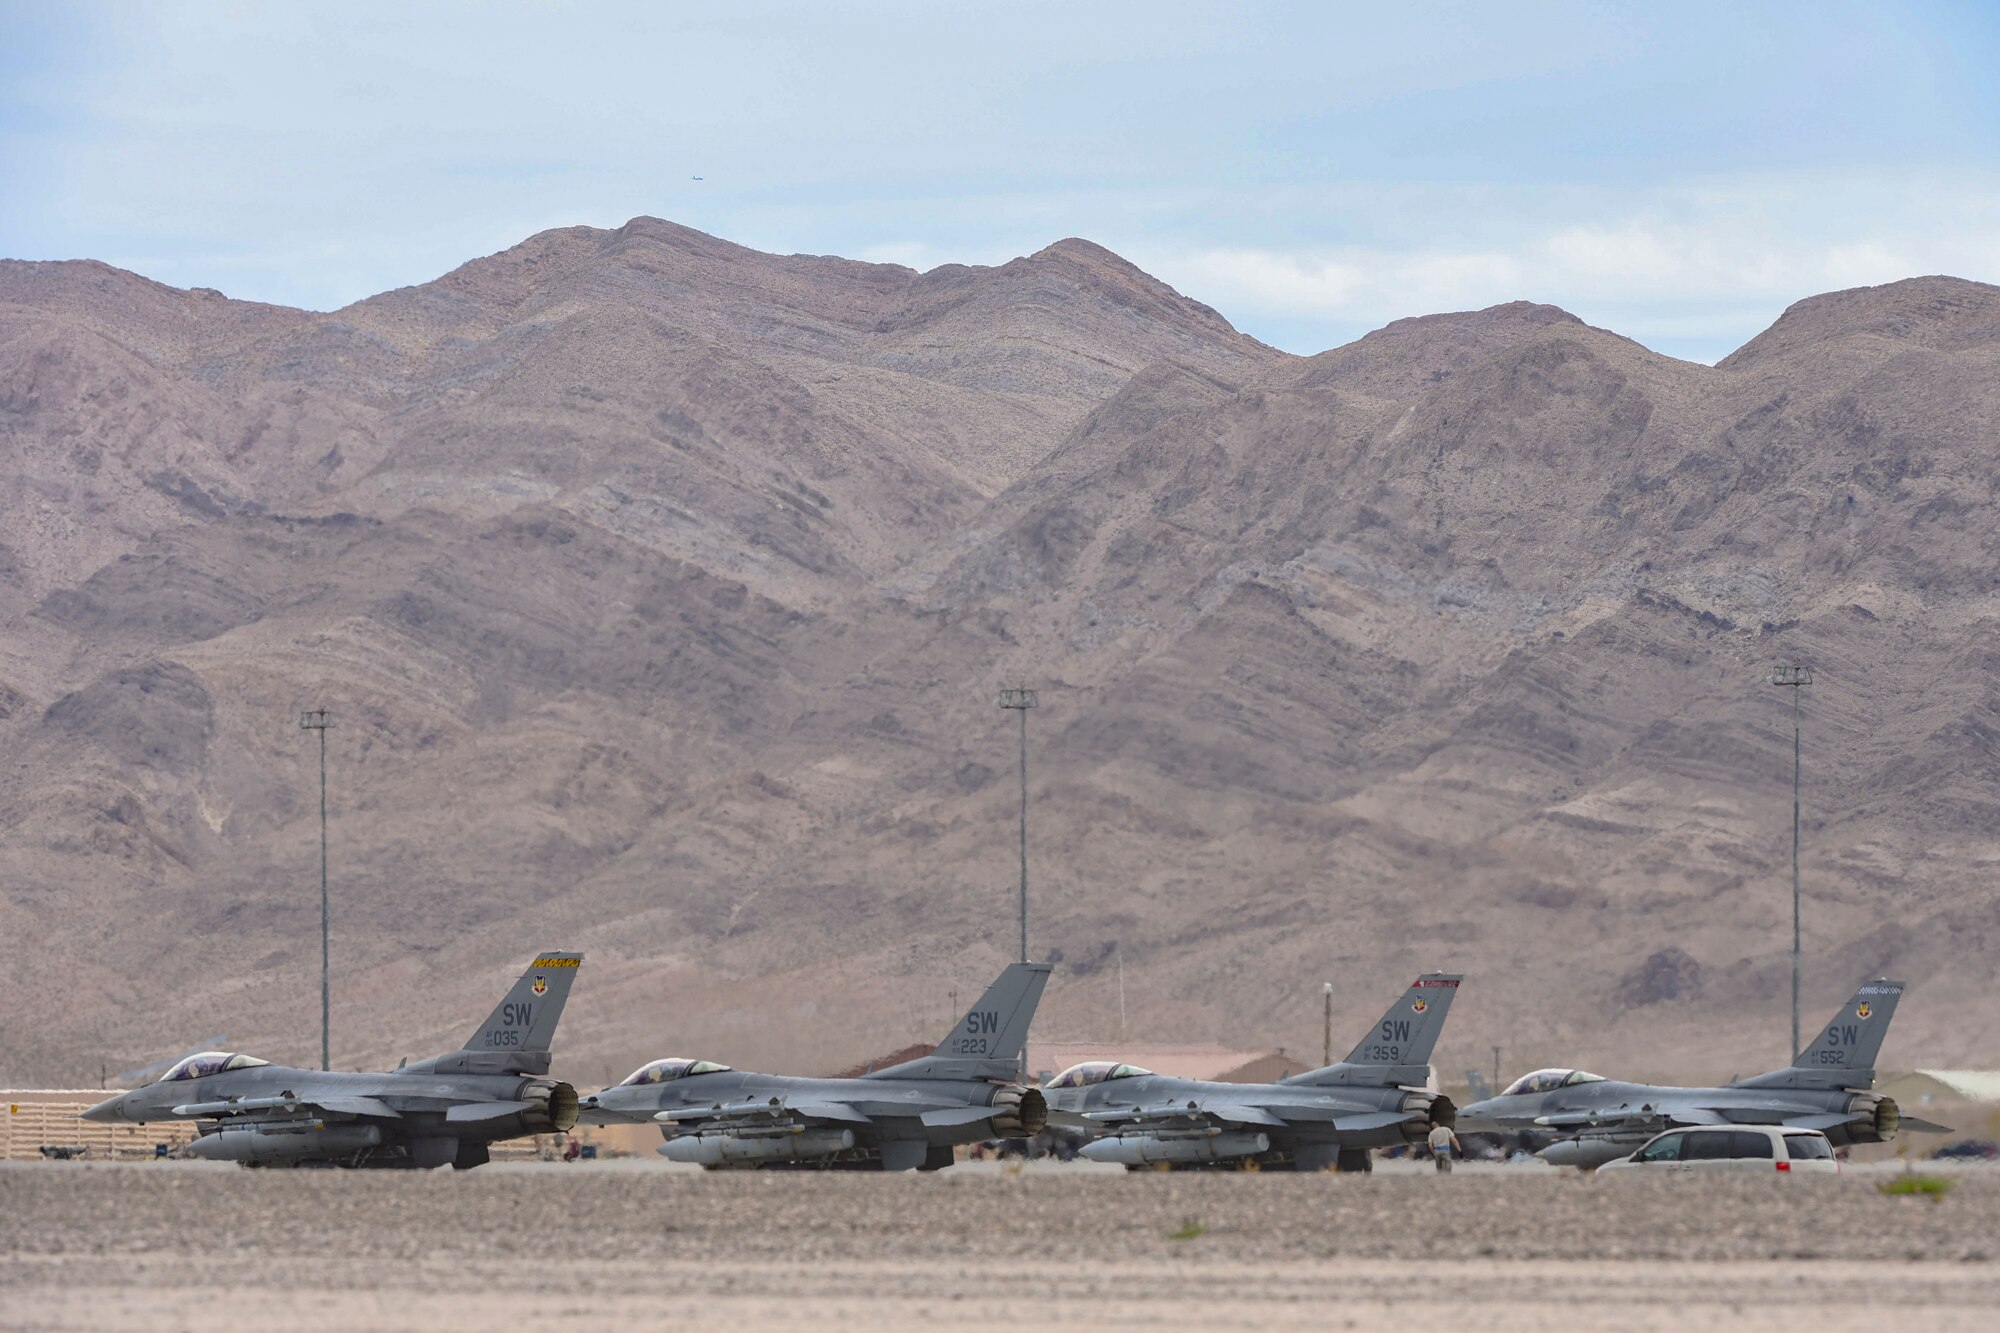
[919,1145,955,1171]
[1336,1148,1373,1174]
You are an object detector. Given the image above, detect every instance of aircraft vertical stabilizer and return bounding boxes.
[1284,973,1463,1088]
[865,963,1052,1081]
[1738,979,1905,1090]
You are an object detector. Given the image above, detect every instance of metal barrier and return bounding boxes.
[3,1095,198,1162]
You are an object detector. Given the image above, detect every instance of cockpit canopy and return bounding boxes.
[156,1052,270,1083]
[617,1058,733,1087]
[1044,1061,1153,1090]
[1501,1068,1606,1097]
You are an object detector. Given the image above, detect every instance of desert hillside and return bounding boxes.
[1,221,1995,1090]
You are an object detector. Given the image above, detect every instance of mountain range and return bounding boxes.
[2,218,1996,1089]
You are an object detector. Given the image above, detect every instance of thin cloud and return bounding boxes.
[1136,176,2000,361]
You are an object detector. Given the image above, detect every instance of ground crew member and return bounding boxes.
[1427,1121,1461,1173]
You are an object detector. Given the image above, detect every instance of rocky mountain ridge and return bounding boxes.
[1,223,1995,1089]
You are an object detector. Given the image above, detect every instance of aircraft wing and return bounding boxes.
[657,1099,874,1131]
[791,1101,874,1124]
[1662,1108,1730,1126]
[170,1093,402,1121]
[1537,1105,1729,1131]
[1209,1105,1289,1128]
[313,1095,402,1119]
[1089,1099,1401,1134]
[1084,1105,1219,1135]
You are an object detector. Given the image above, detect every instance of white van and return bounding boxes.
[1597,1125,1839,1174]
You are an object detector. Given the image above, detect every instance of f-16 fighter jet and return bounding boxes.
[1459,979,1950,1169]
[580,962,1051,1171]
[81,952,584,1169]
[1043,973,1463,1173]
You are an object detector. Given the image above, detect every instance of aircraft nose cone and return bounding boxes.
[80,1095,126,1123]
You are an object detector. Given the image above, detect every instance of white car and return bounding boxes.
[1597,1125,1839,1174]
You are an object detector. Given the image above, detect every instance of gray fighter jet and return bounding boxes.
[1459,979,1950,1168]
[1041,973,1463,1173]
[81,952,584,1169]
[579,962,1050,1171]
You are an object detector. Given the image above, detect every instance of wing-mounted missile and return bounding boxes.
[171,1094,303,1118]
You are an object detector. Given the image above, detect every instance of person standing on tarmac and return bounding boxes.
[1428,1121,1461,1173]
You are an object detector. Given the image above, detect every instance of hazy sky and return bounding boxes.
[4,0,1997,361]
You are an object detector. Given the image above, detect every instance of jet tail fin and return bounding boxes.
[1284,973,1463,1087]
[866,963,1052,1081]
[1739,980,1904,1090]
[406,951,583,1076]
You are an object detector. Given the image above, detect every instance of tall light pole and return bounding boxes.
[1322,982,1334,1066]
[1771,663,1812,1059]
[997,687,1037,963]
[299,709,332,1072]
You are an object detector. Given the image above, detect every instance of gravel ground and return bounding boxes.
[4,1161,1998,1329]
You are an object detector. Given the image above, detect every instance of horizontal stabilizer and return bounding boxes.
[919,1106,997,1128]
[1899,1116,1954,1134]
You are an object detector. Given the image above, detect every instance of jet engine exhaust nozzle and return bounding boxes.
[1406,1092,1456,1136]
[521,1080,580,1134]
[1847,1094,1900,1144]
[989,1085,1046,1137]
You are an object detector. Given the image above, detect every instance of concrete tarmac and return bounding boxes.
[4,1160,1998,1329]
